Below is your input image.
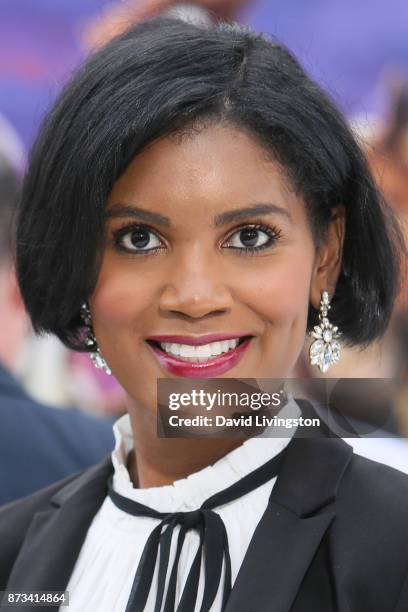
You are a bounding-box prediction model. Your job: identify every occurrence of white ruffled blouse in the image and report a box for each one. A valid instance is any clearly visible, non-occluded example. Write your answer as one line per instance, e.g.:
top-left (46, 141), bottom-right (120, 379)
top-left (64, 400), bottom-right (300, 612)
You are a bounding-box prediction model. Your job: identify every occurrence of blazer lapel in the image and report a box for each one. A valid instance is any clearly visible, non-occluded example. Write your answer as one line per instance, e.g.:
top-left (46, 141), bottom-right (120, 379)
top-left (6, 456), bottom-right (113, 594)
top-left (6, 400), bottom-right (352, 612)
top-left (225, 435), bottom-right (353, 612)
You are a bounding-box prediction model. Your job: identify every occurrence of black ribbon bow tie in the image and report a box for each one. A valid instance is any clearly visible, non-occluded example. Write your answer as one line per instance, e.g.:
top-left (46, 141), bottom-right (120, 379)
top-left (107, 447), bottom-right (286, 612)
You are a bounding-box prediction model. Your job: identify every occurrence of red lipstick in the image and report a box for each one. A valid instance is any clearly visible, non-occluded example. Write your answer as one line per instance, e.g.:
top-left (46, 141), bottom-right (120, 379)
top-left (146, 334), bottom-right (253, 377)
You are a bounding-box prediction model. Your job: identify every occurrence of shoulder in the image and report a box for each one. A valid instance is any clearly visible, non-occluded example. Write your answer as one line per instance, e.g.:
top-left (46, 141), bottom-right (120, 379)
top-left (347, 435), bottom-right (408, 474)
top-left (0, 455), bottom-right (112, 589)
top-left (332, 446), bottom-right (408, 594)
top-left (282, 436), bottom-right (408, 608)
top-left (341, 442), bottom-right (408, 509)
top-left (0, 468), bottom-right (83, 522)
top-left (0, 469), bottom-right (85, 588)
top-left (327, 441), bottom-right (408, 532)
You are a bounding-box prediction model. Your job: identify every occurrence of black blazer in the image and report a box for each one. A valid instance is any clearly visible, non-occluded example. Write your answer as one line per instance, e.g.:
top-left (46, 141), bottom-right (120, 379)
top-left (2, 410), bottom-right (408, 611)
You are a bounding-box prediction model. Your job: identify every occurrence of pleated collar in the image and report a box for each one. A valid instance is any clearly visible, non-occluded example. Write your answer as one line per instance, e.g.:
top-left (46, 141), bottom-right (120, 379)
top-left (110, 398), bottom-right (301, 512)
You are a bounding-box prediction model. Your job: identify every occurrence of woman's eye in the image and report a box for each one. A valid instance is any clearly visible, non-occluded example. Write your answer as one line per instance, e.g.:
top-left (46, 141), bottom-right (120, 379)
top-left (224, 226), bottom-right (276, 250)
top-left (119, 227), bottom-right (163, 252)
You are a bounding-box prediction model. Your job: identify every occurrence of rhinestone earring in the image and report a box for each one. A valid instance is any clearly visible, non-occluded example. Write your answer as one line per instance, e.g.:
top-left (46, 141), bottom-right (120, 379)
top-left (309, 291), bottom-right (341, 373)
top-left (80, 302), bottom-right (112, 376)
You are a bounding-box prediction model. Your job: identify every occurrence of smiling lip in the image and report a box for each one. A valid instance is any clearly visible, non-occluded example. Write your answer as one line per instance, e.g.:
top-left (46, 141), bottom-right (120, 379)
top-left (146, 333), bottom-right (251, 345)
top-left (146, 334), bottom-right (253, 377)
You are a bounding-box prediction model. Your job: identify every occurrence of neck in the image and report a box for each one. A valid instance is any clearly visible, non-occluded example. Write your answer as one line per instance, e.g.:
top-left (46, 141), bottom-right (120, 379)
top-left (126, 397), bottom-right (247, 489)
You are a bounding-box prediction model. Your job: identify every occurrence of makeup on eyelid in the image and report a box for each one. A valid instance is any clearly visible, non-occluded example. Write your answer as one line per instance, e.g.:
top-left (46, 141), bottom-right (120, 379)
top-left (110, 221), bottom-right (283, 255)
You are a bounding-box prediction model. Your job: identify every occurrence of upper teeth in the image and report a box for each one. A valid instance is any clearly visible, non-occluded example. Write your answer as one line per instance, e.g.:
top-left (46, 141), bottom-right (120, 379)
top-left (159, 338), bottom-right (240, 361)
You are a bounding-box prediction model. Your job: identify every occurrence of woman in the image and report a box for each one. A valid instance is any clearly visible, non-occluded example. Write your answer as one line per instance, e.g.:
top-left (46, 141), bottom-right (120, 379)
top-left (1, 16), bottom-right (408, 612)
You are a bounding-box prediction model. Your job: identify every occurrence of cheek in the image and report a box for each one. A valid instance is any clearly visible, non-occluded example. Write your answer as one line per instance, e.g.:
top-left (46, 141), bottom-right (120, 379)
top-left (247, 249), bottom-right (314, 372)
top-left (239, 249), bottom-right (314, 327)
top-left (89, 260), bottom-right (156, 331)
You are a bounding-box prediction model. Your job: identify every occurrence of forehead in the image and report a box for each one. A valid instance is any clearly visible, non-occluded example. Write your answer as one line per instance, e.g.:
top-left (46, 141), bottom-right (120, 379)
top-left (106, 123), bottom-right (305, 223)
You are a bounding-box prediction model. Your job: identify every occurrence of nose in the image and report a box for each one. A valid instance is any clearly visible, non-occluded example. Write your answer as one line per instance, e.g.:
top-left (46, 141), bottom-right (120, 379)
top-left (159, 248), bottom-right (233, 319)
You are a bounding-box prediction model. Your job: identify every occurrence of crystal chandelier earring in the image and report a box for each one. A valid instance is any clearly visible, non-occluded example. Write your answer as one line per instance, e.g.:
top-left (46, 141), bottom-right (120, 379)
top-left (80, 302), bottom-right (112, 376)
top-left (309, 291), bottom-right (341, 373)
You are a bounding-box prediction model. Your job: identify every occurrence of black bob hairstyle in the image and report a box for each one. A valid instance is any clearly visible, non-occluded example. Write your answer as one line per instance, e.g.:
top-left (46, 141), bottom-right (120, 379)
top-left (16, 17), bottom-right (403, 351)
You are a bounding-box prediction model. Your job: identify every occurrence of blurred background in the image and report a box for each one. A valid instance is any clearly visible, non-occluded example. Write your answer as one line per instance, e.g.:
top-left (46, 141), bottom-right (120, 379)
top-left (1, 0), bottom-right (408, 502)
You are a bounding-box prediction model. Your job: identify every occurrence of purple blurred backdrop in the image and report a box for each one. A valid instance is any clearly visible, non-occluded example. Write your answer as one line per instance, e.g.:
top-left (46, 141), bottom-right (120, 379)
top-left (1, 0), bottom-right (408, 151)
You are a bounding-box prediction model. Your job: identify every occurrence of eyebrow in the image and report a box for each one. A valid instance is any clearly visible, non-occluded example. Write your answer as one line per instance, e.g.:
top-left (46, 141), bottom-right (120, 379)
top-left (106, 204), bottom-right (170, 227)
top-left (105, 203), bottom-right (291, 227)
top-left (214, 204), bottom-right (291, 226)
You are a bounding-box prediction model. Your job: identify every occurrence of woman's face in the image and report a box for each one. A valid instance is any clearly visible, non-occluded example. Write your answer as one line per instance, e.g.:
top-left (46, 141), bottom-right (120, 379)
top-left (90, 123), bottom-right (341, 410)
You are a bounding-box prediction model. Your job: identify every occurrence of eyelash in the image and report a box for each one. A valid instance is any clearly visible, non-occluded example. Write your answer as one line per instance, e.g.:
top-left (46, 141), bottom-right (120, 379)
top-left (112, 222), bottom-right (282, 256)
top-left (223, 223), bottom-right (282, 254)
top-left (112, 224), bottom-right (166, 256)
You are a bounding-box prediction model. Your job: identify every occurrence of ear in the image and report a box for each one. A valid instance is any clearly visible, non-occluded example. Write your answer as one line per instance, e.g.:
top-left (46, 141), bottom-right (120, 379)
top-left (310, 206), bottom-right (345, 309)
